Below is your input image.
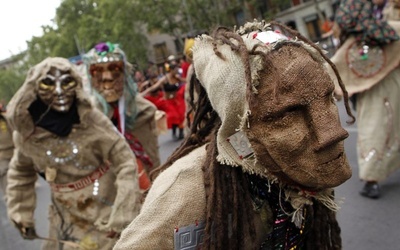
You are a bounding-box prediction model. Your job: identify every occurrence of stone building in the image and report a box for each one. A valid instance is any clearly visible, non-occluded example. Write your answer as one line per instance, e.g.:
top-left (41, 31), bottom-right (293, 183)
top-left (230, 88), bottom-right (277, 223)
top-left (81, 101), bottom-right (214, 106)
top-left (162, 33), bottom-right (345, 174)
top-left (145, 0), bottom-right (340, 64)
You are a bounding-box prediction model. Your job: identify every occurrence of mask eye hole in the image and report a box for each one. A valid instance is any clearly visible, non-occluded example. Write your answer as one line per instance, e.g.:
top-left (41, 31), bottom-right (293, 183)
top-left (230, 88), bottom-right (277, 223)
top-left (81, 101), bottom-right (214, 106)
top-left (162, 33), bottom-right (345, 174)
top-left (108, 61), bottom-right (124, 73)
top-left (39, 78), bottom-right (55, 90)
top-left (42, 78), bottom-right (54, 85)
top-left (61, 76), bottom-right (77, 89)
top-left (90, 65), bottom-right (102, 77)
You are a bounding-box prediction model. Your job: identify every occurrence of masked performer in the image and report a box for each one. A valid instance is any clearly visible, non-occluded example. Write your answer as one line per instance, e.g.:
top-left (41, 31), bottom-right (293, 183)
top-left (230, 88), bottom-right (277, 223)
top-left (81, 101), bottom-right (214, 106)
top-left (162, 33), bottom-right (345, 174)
top-left (0, 108), bottom-right (13, 197)
top-left (84, 42), bottom-right (160, 181)
top-left (331, 0), bottom-right (400, 198)
top-left (6, 57), bottom-right (142, 250)
top-left (114, 21), bottom-right (355, 250)
top-left (141, 60), bottom-right (186, 141)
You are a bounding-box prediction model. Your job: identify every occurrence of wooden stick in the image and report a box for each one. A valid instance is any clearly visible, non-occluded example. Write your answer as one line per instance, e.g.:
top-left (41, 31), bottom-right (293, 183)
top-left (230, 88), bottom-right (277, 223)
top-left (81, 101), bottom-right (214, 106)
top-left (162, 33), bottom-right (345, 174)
top-left (36, 236), bottom-right (83, 249)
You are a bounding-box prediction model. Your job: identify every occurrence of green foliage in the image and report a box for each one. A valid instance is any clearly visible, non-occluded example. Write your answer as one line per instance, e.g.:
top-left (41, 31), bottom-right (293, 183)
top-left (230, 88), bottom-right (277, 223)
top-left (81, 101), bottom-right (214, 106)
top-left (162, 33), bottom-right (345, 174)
top-left (0, 67), bottom-right (25, 103)
top-left (7, 0), bottom-right (294, 75)
top-left (25, 0), bottom-right (150, 68)
top-left (21, 0), bottom-right (256, 70)
top-left (141, 0), bottom-right (245, 35)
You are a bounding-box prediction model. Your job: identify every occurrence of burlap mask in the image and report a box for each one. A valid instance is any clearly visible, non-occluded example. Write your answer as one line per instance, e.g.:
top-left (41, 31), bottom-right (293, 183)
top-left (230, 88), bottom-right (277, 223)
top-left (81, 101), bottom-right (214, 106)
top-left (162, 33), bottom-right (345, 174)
top-left (245, 43), bottom-right (351, 190)
top-left (193, 21), bottom-right (352, 190)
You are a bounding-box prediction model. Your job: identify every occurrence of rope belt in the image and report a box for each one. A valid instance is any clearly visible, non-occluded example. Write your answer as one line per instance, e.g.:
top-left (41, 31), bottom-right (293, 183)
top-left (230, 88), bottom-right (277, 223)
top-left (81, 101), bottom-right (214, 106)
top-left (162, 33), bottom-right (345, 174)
top-left (50, 164), bottom-right (110, 193)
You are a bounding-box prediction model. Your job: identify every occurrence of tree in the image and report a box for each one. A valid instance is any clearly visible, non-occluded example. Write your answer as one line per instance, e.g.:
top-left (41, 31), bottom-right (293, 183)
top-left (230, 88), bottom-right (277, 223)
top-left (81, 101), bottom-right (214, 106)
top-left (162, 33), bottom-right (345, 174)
top-left (0, 68), bottom-right (25, 103)
top-left (137, 0), bottom-right (256, 50)
top-left (25, 0), bottom-right (150, 68)
top-left (20, 0), bottom-right (288, 71)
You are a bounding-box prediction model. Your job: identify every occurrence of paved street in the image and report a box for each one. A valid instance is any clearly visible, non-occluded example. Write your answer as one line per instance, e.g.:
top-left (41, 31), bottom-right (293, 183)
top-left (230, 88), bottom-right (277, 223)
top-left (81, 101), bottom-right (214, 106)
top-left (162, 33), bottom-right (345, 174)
top-left (335, 100), bottom-right (400, 250)
top-left (1, 101), bottom-right (399, 249)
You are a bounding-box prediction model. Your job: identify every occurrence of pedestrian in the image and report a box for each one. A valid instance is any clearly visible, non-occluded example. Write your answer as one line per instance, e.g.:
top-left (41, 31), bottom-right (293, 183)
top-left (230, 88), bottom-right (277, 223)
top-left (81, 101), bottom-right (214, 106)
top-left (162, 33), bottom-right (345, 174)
top-left (84, 42), bottom-right (160, 178)
top-left (5, 57), bottom-right (142, 249)
top-left (114, 20), bottom-right (355, 249)
top-left (331, 0), bottom-right (400, 198)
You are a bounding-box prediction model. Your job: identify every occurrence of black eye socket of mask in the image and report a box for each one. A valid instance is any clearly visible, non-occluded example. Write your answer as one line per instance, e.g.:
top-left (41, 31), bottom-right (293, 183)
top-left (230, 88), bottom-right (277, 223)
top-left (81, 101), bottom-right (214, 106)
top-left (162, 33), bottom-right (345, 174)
top-left (62, 76), bottom-right (74, 85)
top-left (41, 78), bottom-right (54, 86)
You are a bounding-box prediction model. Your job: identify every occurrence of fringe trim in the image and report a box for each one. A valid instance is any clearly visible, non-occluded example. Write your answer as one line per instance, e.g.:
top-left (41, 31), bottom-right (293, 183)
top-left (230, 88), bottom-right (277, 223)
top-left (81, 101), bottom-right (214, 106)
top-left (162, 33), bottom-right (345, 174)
top-left (216, 154), bottom-right (239, 167)
top-left (235, 19), bottom-right (271, 35)
top-left (238, 109), bottom-right (251, 131)
top-left (284, 188), bottom-right (340, 228)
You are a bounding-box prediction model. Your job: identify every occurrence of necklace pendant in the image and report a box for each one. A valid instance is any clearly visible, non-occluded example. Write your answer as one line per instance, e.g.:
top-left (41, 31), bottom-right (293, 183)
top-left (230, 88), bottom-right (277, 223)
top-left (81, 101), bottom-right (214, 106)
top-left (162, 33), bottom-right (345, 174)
top-left (45, 167), bottom-right (57, 182)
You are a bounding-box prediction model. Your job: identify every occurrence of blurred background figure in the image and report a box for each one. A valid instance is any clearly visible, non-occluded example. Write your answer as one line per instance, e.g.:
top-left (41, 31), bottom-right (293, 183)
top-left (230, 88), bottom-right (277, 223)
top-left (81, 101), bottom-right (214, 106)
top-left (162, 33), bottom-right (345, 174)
top-left (331, 0), bottom-right (400, 198)
top-left (141, 58), bottom-right (186, 141)
top-left (84, 42), bottom-right (161, 175)
top-left (0, 102), bottom-right (13, 199)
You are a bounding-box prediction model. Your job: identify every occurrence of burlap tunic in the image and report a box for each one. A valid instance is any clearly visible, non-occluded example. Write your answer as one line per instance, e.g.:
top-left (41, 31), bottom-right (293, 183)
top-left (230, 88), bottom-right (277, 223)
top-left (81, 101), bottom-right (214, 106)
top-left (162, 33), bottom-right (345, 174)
top-left (6, 58), bottom-right (142, 250)
top-left (114, 145), bottom-right (272, 249)
top-left (331, 21), bottom-right (400, 182)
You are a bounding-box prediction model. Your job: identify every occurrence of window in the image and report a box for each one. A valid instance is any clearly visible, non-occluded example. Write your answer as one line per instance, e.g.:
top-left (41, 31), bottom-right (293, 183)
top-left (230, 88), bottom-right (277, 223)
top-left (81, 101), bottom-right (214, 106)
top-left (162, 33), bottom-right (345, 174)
top-left (153, 42), bottom-right (169, 64)
top-left (303, 14), bottom-right (321, 41)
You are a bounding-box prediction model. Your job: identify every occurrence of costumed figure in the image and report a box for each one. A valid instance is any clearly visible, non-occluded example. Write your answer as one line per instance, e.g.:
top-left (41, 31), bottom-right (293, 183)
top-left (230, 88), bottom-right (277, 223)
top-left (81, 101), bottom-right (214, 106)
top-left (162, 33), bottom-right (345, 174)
top-left (84, 42), bottom-right (160, 185)
top-left (331, 0), bottom-right (400, 198)
top-left (0, 107), bottom-right (13, 197)
top-left (6, 57), bottom-right (142, 250)
top-left (114, 20), bottom-right (355, 250)
top-left (141, 59), bottom-right (186, 141)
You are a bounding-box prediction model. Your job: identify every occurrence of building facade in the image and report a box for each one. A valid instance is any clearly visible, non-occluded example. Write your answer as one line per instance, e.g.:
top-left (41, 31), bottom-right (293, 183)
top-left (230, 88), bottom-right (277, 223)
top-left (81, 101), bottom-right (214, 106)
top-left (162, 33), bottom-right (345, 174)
top-left (145, 0), bottom-right (340, 64)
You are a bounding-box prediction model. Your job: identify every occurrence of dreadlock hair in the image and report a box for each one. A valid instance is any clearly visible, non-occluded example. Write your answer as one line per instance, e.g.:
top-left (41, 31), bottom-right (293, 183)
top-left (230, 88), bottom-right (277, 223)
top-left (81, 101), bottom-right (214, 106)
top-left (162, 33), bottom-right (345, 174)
top-left (148, 65), bottom-right (258, 250)
top-left (149, 72), bottom-right (219, 181)
top-left (201, 127), bottom-right (258, 249)
top-left (305, 191), bottom-right (343, 250)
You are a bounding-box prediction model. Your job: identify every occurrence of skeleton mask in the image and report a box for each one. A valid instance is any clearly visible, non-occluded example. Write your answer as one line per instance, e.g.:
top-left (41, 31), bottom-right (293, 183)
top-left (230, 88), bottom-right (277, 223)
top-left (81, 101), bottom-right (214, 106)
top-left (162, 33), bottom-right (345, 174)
top-left (37, 67), bottom-right (77, 112)
top-left (89, 61), bottom-right (125, 103)
top-left (245, 44), bottom-right (351, 190)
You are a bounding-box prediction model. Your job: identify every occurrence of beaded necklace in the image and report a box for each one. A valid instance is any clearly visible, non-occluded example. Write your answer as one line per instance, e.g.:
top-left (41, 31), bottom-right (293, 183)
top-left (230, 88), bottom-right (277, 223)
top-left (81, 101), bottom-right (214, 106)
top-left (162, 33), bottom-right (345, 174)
top-left (247, 174), bottom-right (312, 250)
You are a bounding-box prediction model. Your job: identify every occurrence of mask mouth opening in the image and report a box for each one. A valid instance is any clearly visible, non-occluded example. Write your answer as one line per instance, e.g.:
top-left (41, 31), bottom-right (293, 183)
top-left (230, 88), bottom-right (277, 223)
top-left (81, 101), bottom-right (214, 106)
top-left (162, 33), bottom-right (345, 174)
top-left (321, 152), bottom-right (344, 166)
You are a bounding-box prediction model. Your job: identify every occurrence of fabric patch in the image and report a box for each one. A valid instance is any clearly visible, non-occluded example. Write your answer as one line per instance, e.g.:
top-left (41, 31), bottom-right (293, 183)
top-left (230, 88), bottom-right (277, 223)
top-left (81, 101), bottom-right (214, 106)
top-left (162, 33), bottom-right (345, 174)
top-left (227, 131), bottom-right (254, 159)
top-left (254, 30), bottom-right (288, 45)
top-left (174, 221), bottom-right (205, 250)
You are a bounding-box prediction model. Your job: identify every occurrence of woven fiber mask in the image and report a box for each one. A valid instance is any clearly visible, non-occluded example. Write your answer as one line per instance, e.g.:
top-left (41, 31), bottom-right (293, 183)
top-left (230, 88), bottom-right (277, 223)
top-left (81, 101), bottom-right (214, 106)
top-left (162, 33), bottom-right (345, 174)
top-left (85, 42), bottom-right (126, 103)
top-left (89, 60), bottom-right (125, 103)
top-left (244, 43), bottom-right (352, 190)
top-left (193, 21), bottom-right (352, 191)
